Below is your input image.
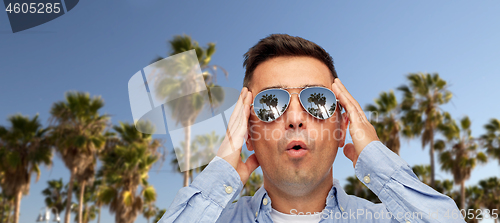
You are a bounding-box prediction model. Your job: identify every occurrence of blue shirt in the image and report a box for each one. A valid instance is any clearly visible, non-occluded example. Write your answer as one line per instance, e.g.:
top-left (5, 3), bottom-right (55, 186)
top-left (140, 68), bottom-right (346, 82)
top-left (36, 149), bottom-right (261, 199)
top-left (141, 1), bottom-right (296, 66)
top-left (159, 141), bottom-right (464, 223)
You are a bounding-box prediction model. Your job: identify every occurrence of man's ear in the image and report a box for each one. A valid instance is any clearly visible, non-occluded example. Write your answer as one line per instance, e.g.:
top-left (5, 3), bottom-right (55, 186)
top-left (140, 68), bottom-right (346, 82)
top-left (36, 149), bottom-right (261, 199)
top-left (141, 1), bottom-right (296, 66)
top-left (245, 133), bottom-right (254, 151)
top-left (338, 112), bottom-right (348, 148)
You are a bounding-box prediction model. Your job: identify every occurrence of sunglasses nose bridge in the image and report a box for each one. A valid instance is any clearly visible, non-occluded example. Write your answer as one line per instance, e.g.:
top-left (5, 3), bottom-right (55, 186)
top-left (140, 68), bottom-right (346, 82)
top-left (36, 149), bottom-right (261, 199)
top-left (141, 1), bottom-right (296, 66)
top-left (284, 91), bottom-right (305, 115)
top-left (288, 92), bottom-right (301, 105)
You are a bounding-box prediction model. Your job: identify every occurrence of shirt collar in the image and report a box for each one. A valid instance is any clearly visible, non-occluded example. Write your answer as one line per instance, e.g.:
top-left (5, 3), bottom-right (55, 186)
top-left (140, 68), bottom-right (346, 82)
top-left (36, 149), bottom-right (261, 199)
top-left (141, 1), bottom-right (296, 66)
top-left (332, 178), bottom-right (350, 211)
top-left (250, 178), bottom-right (350, 216)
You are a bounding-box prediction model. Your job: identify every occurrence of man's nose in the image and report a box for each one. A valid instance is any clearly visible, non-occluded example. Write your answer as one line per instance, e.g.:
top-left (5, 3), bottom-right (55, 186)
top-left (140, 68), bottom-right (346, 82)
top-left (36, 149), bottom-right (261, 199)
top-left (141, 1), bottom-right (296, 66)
top-left (284, 93), bottom-right (307, 130)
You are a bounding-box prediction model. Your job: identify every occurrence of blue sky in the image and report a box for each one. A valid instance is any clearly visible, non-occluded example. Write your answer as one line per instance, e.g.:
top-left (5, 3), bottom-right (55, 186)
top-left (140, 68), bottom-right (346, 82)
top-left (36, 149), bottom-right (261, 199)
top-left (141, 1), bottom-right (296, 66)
top-left (1, 0), bottom-right (499, 222)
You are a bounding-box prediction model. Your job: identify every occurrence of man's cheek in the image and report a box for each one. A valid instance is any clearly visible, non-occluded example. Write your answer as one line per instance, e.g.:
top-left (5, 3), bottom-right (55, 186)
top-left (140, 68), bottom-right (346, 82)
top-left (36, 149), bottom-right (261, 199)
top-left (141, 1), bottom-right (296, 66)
top-left (249, 124), bottom-right (262, 141)
top-left (271, 129), bottom-right (284, 141)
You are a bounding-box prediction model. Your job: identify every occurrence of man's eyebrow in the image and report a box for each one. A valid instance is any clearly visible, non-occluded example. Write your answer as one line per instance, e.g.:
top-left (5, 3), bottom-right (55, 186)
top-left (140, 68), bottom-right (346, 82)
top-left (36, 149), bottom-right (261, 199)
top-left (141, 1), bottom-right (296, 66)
top-left (259, 84), bottom-right (327, 92)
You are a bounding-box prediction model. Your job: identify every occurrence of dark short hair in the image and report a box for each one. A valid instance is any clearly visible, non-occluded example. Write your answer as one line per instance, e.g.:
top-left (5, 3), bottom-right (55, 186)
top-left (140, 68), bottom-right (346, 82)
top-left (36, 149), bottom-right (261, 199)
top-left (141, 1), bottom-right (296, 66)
top-left (243, 34), bottom-right (337, 88)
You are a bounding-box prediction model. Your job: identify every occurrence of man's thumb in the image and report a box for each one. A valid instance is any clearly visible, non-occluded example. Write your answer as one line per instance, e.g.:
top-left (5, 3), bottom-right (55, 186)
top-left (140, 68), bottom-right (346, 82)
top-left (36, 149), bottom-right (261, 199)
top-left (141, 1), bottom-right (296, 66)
top-left (343, 143), bottom-right (358, 168)
top-left (245, 153), bottom-right (260, 173)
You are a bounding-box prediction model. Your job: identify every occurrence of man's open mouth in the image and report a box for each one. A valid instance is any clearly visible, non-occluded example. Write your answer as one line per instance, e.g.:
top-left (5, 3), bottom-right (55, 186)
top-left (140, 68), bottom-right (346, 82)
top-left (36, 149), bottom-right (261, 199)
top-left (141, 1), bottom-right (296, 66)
top-left (286, 140), bottom-right (308, 158)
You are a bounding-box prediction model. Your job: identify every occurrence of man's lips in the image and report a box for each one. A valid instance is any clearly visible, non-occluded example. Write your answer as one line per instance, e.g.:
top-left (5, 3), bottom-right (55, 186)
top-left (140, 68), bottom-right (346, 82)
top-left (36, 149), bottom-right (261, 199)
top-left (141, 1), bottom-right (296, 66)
top-left (285, 140), bottom-right (308, 158)
top-left (286, 140), bottom-right (308, 151)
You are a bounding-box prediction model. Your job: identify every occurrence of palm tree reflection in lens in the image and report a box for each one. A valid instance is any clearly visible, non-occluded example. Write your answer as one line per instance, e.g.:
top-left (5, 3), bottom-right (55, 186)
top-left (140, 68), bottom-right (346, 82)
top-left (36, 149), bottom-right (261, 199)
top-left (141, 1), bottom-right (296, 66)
top-left (253, 87), bottom-right (337, 122)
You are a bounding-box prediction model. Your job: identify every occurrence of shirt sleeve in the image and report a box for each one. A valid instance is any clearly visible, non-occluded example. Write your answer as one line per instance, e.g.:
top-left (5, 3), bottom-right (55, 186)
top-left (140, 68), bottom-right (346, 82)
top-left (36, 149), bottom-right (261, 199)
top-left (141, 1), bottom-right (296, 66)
top-left (158, 156), bottom-right (243, 223)
top-left (354, 141), bottom-right (465, 223)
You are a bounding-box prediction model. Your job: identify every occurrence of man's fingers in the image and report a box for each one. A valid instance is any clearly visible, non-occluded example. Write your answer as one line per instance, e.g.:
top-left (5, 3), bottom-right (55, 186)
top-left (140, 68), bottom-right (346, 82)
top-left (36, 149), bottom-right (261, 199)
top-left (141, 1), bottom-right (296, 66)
top-left (227, 87), bottom-right (248, 126)
top-left (332, 81), bottom-right (368, 124)
top-left (334, 79), bottom-right (369, 123)
top-left (332, 83), bottom-right (362, 124)
top-left (226, 90), bottom-right (248, 139)
top-left (222, 91), bottom-right (253, 157)
top-left (334, 79), bottom-right (363, 112)
top-left (236, 104), bottom-right (250, 138)
top-left (233, 92), bottom-right (252, 138)
top-left (244, 90), bottom-right (253, 106)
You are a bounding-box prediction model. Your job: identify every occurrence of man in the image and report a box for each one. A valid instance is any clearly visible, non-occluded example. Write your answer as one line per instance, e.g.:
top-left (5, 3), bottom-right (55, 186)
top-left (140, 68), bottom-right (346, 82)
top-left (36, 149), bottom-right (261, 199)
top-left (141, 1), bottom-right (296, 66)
top-left (160, 34), bottom-right (464, 222)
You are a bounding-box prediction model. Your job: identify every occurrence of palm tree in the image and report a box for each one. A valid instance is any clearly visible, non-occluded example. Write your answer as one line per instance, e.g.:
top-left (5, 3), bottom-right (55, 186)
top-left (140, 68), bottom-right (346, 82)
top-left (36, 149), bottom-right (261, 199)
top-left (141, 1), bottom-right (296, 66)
top-left (142, 204), bottom-right (157, 223)
top-left (0, 192), bottom-right (14, 223)
top-left (435, 114), bottom-right (488, 209)
top-left (0, 114), bottom-right (52, 223)
top-left (411, 164), bottom-right (455, 197)
top-left (154, 208), bottom-right (166, 223)
top-left (171, 131), bottom-right (223, 183)
top-left (307, 93), bottom-right (327, 118)
top-left (281, 104), bottom-right (288, 114)
top-left (478, 177), bottom-right (500, 223)
top-left (99, 122), bottom-right (161, 223)
top-left (90, 176), bottom-right (105, 223)
top-left (42, 178), bottom-right (67, 216)
top-left (49, 92), bottom-right (108, 223)
top-left (365, 90), bottom-right (401, 155)
top-left (151, 35), bottom-right (227, 187)
top-left (482, 118), bottom-right (500, 164)
top-left (344, 176), bottom-right (380, 203)
top-left (463, 185), bottom-right (484, 223)
top-left (412, 164), bottom-right (431, 184)
top-left (72, 180), bottom-right (99, 223)
top-left (398, 72), bottom-right (452, 187)
top-left (259, 94), bottom-right (280, 116)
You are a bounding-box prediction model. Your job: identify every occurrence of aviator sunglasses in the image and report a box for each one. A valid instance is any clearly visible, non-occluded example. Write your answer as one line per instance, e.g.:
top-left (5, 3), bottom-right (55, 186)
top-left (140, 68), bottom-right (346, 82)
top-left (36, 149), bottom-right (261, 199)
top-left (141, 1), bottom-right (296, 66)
top-left (251, 86), bottom-right (342, 122)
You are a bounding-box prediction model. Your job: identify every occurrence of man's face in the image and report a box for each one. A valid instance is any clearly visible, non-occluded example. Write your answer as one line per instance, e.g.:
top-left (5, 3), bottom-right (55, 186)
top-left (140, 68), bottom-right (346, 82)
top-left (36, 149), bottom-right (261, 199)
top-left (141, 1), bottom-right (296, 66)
top-left (246, 56), bottom-right (346, 194)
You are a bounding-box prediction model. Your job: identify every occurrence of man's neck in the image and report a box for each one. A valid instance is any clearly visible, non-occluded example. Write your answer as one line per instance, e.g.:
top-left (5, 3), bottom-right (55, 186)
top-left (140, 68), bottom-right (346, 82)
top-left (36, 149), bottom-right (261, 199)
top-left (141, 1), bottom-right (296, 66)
top-left (263, 170), bottom-right (334, 215)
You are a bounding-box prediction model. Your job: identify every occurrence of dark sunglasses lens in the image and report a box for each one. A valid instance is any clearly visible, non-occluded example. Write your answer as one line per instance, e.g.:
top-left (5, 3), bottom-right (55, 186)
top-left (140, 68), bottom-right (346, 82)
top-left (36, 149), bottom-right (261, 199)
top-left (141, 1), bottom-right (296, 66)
top-left (253, 89), bottom-right (290, 122)
top-left (300, 87), bottom-right (337, 119)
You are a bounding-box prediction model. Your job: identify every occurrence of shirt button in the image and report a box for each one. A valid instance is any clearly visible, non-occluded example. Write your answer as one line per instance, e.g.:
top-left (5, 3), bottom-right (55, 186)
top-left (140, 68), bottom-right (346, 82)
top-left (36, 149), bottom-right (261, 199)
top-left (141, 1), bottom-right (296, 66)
top-left (363, 175), bottom-right (371, 184)
top-left (225, 186), bottom-right (233, 194)
top-left (263, 198), bottom-right (268, 205)
top-left (255, 211), bottom-right (258, 217)
top-left (405, 220), bottom-right (411, 223)
top-left (340, 205), bottom-right (344, 212)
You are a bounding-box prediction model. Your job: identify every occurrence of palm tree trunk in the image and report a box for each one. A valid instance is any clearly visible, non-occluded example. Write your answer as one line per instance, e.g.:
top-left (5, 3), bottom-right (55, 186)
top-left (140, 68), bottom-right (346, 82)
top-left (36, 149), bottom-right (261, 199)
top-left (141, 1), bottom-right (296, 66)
top-left (183, 120), bottom-right (192, 187)
top-left (6, 201), bottom-right (12, 223)
top-left (390, 123), bottom-right (400, 155)
top-left (8, 203), bottom-right (13, 223)
top-left (12, 190), bottom-right (21, 223)
top-left (430, 135), bottom-right (435, 188)
top-left (83, 202), bottom-right (88, 223)
top-left (77, 180), bottom-right (86, 223)
top-left (64, 168), bottom-right (76, 223)
top-left (273, 106), bottom-right (280, 116)
top-left (460, 181), bottom-right (466, 210)
top-left (97, 206), bottom-right (101, 223)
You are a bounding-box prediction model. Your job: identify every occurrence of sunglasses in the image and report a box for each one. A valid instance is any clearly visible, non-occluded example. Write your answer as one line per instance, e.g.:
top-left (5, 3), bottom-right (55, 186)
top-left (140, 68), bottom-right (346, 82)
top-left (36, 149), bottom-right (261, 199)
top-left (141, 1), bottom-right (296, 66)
top-left (251, 86), bottom-right (341, 122)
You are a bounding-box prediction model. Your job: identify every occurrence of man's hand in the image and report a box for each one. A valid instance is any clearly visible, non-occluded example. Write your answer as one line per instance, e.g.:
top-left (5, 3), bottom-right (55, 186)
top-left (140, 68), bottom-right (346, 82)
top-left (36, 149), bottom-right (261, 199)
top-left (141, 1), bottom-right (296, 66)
top-left (331, 78), bottom-right (380, 168)
top-left (216, 87), bottom-right (260, 185)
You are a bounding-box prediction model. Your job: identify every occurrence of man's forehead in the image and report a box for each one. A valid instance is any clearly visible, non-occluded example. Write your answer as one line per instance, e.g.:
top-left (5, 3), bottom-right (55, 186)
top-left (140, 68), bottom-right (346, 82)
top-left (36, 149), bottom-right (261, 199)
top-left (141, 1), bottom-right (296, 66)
top-left (249, 56), bottom-right (333, 93)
